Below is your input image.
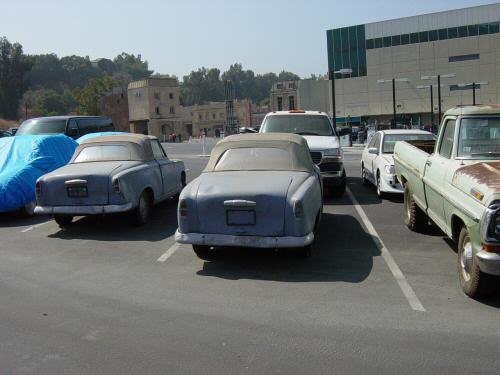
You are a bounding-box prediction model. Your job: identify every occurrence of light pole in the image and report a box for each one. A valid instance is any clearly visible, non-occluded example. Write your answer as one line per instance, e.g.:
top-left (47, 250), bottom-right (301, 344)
top-left (417, 84), bottom-right (434, 132)
top-left (377, 78), bottom-right (409, 129)
top-left (421, 73), bottom-right (455, 125)
top-left (456, 81), bottom-right (489, 105)
top-left (329, 68), bottom-right (353, 131)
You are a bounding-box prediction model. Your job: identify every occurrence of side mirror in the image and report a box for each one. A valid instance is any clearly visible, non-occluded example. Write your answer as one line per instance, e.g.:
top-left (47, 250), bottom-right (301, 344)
top-left (337, 127), bottom-right (350, 137)
top-left (368, 147), bottom-right (379, 155)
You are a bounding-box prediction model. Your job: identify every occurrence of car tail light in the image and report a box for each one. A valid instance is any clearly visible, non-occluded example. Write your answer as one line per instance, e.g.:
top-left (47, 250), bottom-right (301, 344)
top-left (483, 244), bottom-right (500, 253)
top-left (113, 179), bottom-right (121, 193)
top-left (179, 199), bottom-right (188, 217)
top-left (293, 200), bottom-right (304, 218)
top-left (35, 181), bottom-right (42, 196)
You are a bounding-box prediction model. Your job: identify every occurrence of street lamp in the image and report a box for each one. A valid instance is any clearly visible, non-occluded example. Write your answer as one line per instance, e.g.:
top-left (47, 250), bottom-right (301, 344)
top-left (417, 84), bottom-right (434, 133)
top-left (329, 68), bottom-right (353, 131)
top-left (377, 78), bottom-right (409, 129)
top-left (455, 81), bottom-right (489, 105)
top-left (421, 73), bottom-right (456, 124)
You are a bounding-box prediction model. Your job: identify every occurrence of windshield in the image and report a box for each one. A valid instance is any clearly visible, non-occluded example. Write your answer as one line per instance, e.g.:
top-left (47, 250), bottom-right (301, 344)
top-left (261, 115), bottom-right (334, 136)
top-left (17, 118), bottom-right (67, 135)
top-left (457, 117), bottom-right (500, 158)
top-left (73, 145), bottom-right (131, 163)
top-left (382, 134), bottom-right (435, 153)
top-left (214, 147), bottom-right (291, 171)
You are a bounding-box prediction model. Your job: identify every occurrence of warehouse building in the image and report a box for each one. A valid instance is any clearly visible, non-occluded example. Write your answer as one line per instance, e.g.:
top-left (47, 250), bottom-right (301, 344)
top-left (326, 3), bottom-right (500, 128)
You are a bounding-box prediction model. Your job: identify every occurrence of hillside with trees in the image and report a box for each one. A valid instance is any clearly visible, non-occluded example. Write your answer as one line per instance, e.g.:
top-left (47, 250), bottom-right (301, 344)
top-left (1, 36), bottom-right (305, 121)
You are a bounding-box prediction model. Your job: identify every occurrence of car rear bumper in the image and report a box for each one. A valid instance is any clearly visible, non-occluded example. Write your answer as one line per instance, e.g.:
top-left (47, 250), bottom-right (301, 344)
top-left (322, 171), bottom-right (345, 186)
top-left (34, 202), bottom-right (133, 215)
top-left (175, 230), bottom-right (314, 248)
top-left (476, 250), bottom-right (500, 275)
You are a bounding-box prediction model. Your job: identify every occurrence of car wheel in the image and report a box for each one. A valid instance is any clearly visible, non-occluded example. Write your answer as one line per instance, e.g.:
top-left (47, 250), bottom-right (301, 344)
top-left (193, 245), bottom-right (215, 260)
top-left (376, 173), bottom-right (386, 199)
top-left (458, 227), bottom-right (495, 298)
top-left (54, 214), bottom-right (73, 228)
top-left (361, 164), bottom-right (368, 185)
top-left (299, 244), bottom-right (313, 258)
top-left (403, 184), bottom-right (427, 232)
top-left (134, 191), bottom-right (151, 226)
top-left (331, 170), bottom-right (346, 198)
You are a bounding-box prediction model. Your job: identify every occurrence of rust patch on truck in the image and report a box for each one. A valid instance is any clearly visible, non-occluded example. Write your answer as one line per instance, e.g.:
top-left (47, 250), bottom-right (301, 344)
top-left (453, 162), bottom-right (500, 187)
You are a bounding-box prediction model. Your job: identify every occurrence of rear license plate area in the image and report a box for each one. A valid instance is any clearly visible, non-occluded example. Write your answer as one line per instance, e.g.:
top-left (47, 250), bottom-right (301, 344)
top-left (67, 186), bottom-right (88, 198)
top-left (226, 210), bottom-right (256, 226)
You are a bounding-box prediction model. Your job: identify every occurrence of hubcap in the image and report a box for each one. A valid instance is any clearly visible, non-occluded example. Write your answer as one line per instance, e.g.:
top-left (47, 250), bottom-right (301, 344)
top-left (460, 240), bottom-right (473, 282)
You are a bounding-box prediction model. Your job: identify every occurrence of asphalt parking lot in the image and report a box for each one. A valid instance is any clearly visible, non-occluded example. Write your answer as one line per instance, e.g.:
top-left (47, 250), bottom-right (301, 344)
top-left (0, 142), bottom-right (499, 374)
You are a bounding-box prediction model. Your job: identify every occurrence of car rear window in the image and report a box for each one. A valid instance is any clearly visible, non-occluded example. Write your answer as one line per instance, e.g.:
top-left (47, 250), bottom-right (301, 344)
top-left (74, 145), bottom-right (131, 163)
top-left (17, 119), bottom-right (67, 135)
top-left (214, 147), bottom-right (291, 171)
top-left (382, 134), bottom-right (435, 153)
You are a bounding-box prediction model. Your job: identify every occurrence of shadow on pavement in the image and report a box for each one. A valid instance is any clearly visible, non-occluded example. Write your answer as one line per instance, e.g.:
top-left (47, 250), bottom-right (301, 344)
top-left (47, 199), bottom-right (178, 242)
top-left (0, 212), bottom-right (50, 228)
top-left (196, 213), bottom-right (381, 283)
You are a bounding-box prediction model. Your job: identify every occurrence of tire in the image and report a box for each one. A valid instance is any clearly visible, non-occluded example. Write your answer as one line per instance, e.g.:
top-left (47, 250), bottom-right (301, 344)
top-left (54, 214), bottom-right (73, 228)
top-left (376, 173), bottom-right (386, 199)
top-left (458, 227), bottom-right (495, 298)
top-left (134, 191), bottom-right (151, 226)
top-left (361, 164), bottom-right (368, 185)
top-left (299, 244), bottom-right (313, 258)
top-left (403, 184), bottom-right (427, 232)
top-left (330, 170), bottom-right (346, 198)
top-left (193, 245), bottom-right (214, 260)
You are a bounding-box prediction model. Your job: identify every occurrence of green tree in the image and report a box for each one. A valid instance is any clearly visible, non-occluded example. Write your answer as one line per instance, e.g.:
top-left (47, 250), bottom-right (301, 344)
top-left (181, 67), bottom-right (224, 106)
top-left (60, 55), bottom-right (102, 88)
top-left (0, 37), bottom-right (32, 119)
top-left (26, 54), bottom-right (66, 91)
top-left (21, 88), bottom-right (77, 117)
top-left (113, 52), bottom-right (153, 80)
top-left (74, 76), bottom-right (116, 115)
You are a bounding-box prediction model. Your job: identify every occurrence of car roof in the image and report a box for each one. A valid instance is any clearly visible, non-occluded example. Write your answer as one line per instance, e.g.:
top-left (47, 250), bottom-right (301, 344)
top-left (79, 133), bottom-right (157, 146)
top-left (379, 129), bottom-right (433, 135)
top-left (444, 105), bottom-right (500, 116)
top-left (23, 115), bottom-right (110, 121)
top-left (265, 110), bottom-right (329, 116)
top-left (217, 132), bottom-right (307, 145)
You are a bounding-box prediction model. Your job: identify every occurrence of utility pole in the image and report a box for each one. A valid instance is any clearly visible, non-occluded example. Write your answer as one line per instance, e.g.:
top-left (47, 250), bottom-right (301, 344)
top-left (472, 82), bottom-right (476, 105)
top-left (329, 70), bottom-right (336, 131)
top-left (392, 78), bottom-right (396, 129)
top-left (430, 85), bottom-right (434, 133)
top-left (437, 75), bottom-right (442, 125)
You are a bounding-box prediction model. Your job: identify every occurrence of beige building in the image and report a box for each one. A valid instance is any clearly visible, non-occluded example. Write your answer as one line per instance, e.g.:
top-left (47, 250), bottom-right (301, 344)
top-left (185, 100), bottom-right (252, 137)
top-left (326, 3), bottom-right (500, 127)
top-left (128, 77), bottom-right (190, 141)
top-left (270, 80), bottom-right (331, 113)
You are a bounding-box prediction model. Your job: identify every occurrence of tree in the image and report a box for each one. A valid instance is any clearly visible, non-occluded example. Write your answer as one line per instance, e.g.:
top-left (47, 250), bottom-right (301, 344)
top-left (181, 67), bottom-right (224, 106)
top-left (74, 76), bottom-right (116, 115)
top-left (113, 53), bottom-right (153, 80)
top-left (60, 55), bottom-right (102, 88)
top-left (0, 37), bottom-right (32, 119)
top-left (21, 88), bottom-right (77, 118)
top-left (26, 54), bottom-right (66, 91)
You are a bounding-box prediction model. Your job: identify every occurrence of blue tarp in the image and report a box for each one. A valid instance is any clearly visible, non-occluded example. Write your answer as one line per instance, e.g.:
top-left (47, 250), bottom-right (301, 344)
top-left (0, 135), bottom-right (77, 212)
top-left (76, 132), bottom-right (126, 144)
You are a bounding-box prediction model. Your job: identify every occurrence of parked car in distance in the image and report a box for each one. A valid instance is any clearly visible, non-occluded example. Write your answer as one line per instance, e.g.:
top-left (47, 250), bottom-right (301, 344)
top-left (175, 133), bottom-right (323, 258)
top-left (16, 116), bottom-right (114, 140)
top-left (260, 110), bottom-right (349, 197)
top-left (0, 134), bottom-right (77, 215)
top-left (35, 134), bottom-right (186, 227)
top-left (394, 105), bottom-right (500, 298)
top-left (361, 129), bottom-right (435, 198)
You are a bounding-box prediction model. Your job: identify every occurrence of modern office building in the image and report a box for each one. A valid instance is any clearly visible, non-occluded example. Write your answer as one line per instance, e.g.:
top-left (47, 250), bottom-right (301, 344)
top-left (326, 3), bottom-right (500, 127)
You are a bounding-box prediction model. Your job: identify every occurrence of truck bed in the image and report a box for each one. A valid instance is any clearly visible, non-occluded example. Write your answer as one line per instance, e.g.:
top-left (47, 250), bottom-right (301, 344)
top-left (403, 139), bottom-right (435, 154)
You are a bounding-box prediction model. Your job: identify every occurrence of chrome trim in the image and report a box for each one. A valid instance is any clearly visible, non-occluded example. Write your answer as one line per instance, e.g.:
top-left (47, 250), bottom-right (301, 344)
top-left (476, 250), bottom-right (500, 275)
top-left (223, 200), bottom-right (257, 207)
top-left (34, 202), bottom-right (133, 215)
top-left (64, 179), bottom-right (87, 185)
top-left (480, 204), bottom-right (500, 245)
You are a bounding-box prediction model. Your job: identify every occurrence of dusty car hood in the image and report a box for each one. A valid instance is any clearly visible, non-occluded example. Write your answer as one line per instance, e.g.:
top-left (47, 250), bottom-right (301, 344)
top-left (452, 162), bottom-right (500, 205)
top-left (302, 136), bottom-right (340, 151)
top-left (42, 161), bottom-right (142, 180)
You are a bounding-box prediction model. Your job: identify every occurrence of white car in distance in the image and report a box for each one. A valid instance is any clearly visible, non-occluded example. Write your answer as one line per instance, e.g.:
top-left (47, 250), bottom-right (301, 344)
top-left (361, 129), bottom-right (435, 198)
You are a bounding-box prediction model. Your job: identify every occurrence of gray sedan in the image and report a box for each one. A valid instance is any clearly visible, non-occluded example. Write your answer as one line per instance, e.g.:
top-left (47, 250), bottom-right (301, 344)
top-left (175, 133), bottom-right (323, 258)
top-left (35, 134), bottom-right (185, 227)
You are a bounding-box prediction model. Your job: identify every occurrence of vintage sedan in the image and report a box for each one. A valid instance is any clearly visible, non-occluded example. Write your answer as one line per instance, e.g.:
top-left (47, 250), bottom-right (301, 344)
top-left (361, 129), bottom-right (435, 198)
top-left (35, 134), bottom-right (185, 227)
top-left (175, 133), bottom-right (323, 258)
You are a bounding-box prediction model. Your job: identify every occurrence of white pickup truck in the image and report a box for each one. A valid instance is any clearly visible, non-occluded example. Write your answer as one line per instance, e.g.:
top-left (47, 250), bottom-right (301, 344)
top-left (394, 105), bottom-right (500, 298)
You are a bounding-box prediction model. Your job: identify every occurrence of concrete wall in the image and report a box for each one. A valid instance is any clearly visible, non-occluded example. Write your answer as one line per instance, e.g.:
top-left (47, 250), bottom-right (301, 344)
top-left (297, 80), bottom-right (331, 113)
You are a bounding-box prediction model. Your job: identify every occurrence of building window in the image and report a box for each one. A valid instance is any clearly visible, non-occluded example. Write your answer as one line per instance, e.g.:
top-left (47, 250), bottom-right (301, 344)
top-left (277, 84), bottom-right (283, 89)
top-left (198, 114), bottom-right (202, 120)
top-left (458, 26), bottom-right (468, 38)
top-left (169, 93), bottom-right (174, 99)
top-left (419, 31), bottom-right (428, 42)
top-left (468, 24), bottom-right (479, 36)
top-left (449, 54), bottom-right (480, 62)
top-left (391, 35), bottom-right (401, 46)
top-left (450, 83), bottom-right (483, 91)
top-left (289, 96), bottom-right (295, 110)
top-left (170, 106), bottom-right (175, 114)
top-left (155, 106), bottom-right (160, 115)
top-left (212, 113), bottom-right (216, 119)
top-left (479, 23), bottom-right (489, 35)
top-left (448, 27), bottom-right (458, 39)
top-left (438, 28), bottom-right (448, 40)
top-left (401, 34), bottom-right (410, 45)
top-left (410, 32), bottom-right (419, 43)
top-left (429, 30), bottom-right (438, 41)
top-left (277, 97), bottom-right (283, 111)
top-left (154, 92), bottom-right (160, 100)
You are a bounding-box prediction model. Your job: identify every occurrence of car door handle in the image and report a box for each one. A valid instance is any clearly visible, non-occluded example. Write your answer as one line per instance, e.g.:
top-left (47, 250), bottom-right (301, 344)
top-left (426, 160), bottom-right (432, 167)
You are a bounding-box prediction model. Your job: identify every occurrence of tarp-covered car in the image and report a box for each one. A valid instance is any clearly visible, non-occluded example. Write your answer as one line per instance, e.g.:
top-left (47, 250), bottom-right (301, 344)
top-left (0, 135), bottom-right (77, 214)
top-left (175, 133), bottom-right (323, 258)
top-left (35, 134), bottom-right (186, 227)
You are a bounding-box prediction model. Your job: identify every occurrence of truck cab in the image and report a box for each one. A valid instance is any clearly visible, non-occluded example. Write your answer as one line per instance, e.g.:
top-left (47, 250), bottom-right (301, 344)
top-left (394, 105), bottom-right (500, 298)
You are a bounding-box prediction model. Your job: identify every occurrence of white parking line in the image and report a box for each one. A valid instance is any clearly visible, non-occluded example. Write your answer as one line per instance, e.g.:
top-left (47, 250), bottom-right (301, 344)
top-left (20, 220), bottom-right (51, 233)
top-left (346, 188), bottom-right (426, 312)
top-left (157, 242), bottom-right (181, 262)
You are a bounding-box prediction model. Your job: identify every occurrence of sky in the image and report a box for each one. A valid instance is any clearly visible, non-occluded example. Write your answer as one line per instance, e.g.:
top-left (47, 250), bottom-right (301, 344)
top-left (1, 0), bottom-right (498, 79)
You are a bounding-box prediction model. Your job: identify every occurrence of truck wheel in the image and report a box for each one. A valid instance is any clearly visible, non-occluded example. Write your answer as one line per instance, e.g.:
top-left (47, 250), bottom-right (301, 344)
top-left (54, 214), bottom-right (73, 228)
top-left (458, 227), bottom-right (495, 298)
top-left (403, 184), bottom-right (427, 232)
top-left (134, 191), bottom-right (151, 226)
top-left (193, 245), bottom-right (215, 260)
top-left (331, 171), bottom-right (346, 198)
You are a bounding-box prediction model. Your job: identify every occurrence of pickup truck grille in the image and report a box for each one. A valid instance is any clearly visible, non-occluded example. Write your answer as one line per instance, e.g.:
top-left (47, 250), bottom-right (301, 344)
top-left (310, 151), bottom-right (322, 164)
